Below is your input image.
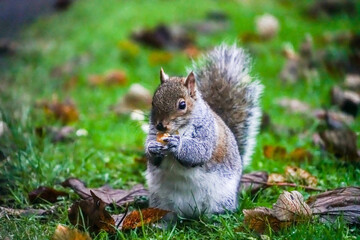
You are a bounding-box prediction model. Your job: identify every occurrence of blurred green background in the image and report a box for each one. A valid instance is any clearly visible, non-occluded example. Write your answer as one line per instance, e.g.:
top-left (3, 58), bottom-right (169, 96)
top-left (0, 0), bottom-right (359, 239)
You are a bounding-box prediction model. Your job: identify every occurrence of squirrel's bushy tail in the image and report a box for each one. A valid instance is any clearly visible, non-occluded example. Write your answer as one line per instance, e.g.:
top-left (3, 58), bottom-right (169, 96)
top-left (192, 44), bottom-right (263, 166)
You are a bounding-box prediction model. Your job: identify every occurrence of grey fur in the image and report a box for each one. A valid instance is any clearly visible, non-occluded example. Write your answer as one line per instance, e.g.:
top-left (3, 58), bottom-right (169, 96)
top-left (146, 96), bottom-right (242, 217)
top-left (192, 44), bottom-right (263, 166)
top-left (145, 44), bottom-right (262, 217)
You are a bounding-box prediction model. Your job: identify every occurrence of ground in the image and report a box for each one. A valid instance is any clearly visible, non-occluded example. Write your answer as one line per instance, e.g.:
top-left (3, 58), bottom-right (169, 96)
top-left (0, 0), bottom-right (359, 239)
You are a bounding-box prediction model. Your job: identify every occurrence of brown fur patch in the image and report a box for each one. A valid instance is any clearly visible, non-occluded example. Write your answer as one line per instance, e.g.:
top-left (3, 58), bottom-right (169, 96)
top-left (211, 114), bottom-right (228, 163)
top-left (151, 76), bottom-right (197, 132)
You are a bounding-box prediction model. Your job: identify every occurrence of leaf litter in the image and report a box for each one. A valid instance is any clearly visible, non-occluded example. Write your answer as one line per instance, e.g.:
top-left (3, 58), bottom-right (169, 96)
top-left (243, 191), bottom-right (311, 234)
top-left (243, 187), bottom-right (360, 234)
top-left (62, 178), bottom-right (148, 207)
top-left (28, 186), bottom-right (68, 204)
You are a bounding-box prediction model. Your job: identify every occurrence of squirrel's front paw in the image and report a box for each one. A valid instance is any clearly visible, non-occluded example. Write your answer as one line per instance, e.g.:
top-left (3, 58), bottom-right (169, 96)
top-left (163, 135), bottom-right (180, 153)
top-left (147, 141), bottom-right (167, 156)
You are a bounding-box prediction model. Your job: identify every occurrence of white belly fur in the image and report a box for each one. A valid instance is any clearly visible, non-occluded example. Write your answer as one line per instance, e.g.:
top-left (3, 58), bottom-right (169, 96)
top-left (146, 155), bottom-right (239, 217)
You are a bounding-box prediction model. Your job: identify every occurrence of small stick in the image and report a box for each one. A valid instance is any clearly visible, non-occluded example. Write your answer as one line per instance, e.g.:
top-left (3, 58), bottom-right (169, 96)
top-left (241, 180), bottom-right (324, 191)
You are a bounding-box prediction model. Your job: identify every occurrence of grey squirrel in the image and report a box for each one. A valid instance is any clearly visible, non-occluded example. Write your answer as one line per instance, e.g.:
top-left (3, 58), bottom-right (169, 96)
top-left (145, 44), bottom-right (263, 218)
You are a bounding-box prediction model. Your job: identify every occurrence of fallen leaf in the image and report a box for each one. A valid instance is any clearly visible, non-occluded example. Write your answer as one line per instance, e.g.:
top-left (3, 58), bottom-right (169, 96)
top-left (62, 178), bottom-right (148, 207)
top-left (307, 187), bottom-right (360, 225)
top-left (68, 191), bottom-right (115, 233)
top-left (131, 24), bottom-right (193, 50)
top-left (29, 186), bottom-right (68, 203)
top-left (183, 45), bottom-right (201, 59)
top-left (243, 207), bottom-right (287, 234)
top-left (243, 191), bottom-right (311, 234)
top-left (263, 145), bottom-right (287, 160)
top-left (273, 191), bottom-right (312, 221)
top-left (313, 109), bottom-right (354, 129)
top-left (287, 148), bottom-right (312, 161)
top-left (37, 98), bottom-right (79, 124)
top-left (240, 171), bottom-right (269, 193)
top-left (264, 145), bottom-right (312, 162)
top-left (148, 51), bottom-right (173, 66)
top-left (276, 98), bottom-right (311, 114)
top-left (318, 129), bottom-right (359, 161)
top-left (285, 166), bottom-right (318, 187)
top-left (88, 70), bottom-right (127, 87)
top-left (35, 126), bottom-right (75, 143)
top-left (331, 86), bottom-right (360, 117)
top-left (268, 173), bottom-right (286, 183)
top-left (345, 74), bottom-right (360, 92)
top-left (52, 224), bottom-right (91, 240)
top-left (239, 32), bottom-right (261, 44)
top-left (111, 84), bottom-right (152, 115)
top-left (117, 40), bottom-right (140, 59)
top-left (121, 208), bottom-right (169, 230)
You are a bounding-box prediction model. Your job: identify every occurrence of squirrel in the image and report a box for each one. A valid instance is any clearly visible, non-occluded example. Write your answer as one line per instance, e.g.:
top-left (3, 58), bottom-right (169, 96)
top-left (145, 44), bottom-right (263, 218)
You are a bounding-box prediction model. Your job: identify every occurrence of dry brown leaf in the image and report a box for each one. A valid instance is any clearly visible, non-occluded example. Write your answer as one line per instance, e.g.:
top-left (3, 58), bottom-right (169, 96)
top-left (318, 129), bottom-right (359, 161)
top-left (35, 126), bottom-right (75, 143)
top-left (240, 171), bottom-right (269, 193)
top-left (239, 32), bottom-right (261, 44)
top-left (183, 45), bottom-right (201, 59)
top-left (68, 191), bottom-right (115, 233)
top-left (331, 86), bottom-right (360, 117)
top-left (28, 186), bottom-right (68, 204)
top-left (243, 207), bottom-right (291, 234)
top-left (276, 98), bottom-right (311, 114)
top-left (52, 224), bottom-right (91, 240)
top-left (268, 173), bottom-right (286, 183)
top-left (313, 109), bottom-right (354, 128)
top-left (263, 145), bottom-right (287, 160)
top-left (62, 178), bottom-right (148, 207)
top-left (121, 208), bottom-right (170, 230)
top-left (148, 51), bottom-right (173, 66)
top-left (273, 191), bottom-right (312, 221)
top-left (88, 70), bottom-right (127, 86)
top-left (37, 98), bottom-right (79, 124)
top-left (285, 166), bottom-right (318, 187)
top-left (117, 40), bottom-right (140, 58)
top-left (345, 74), bottom-right (360, 92)
top-left (131, 24), bottom-right (193, 50)
top-left (287, 148), bottom-right (313, 161)
top-left (307, 187), bottom-right (360, 225)
top-left (243, 191), bottom-right (311, 234)
top-left (111, 84), bottom-right (152, 115)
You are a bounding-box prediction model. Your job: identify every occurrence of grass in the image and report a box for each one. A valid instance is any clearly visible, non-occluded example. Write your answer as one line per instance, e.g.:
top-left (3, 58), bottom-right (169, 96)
top-left (0, 0), bottom-right (359, 239)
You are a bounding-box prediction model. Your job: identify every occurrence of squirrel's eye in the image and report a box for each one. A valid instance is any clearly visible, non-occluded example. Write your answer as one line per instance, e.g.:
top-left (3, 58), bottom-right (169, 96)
top-left (178, 100), bottom-right (186, 110)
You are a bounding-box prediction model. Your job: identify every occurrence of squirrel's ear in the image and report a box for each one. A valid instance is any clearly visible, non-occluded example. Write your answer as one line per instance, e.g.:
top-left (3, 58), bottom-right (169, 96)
top-left (185, 71), bottom-right (196, 97)
top-left (160, 67), bottom-right (169, 84)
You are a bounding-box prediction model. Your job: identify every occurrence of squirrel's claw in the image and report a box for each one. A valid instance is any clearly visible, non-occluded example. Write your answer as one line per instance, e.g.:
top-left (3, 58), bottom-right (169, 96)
top-left (163, 135), bottom-right (180, 151)
top-left (147, 141), bottom-right (167, 155)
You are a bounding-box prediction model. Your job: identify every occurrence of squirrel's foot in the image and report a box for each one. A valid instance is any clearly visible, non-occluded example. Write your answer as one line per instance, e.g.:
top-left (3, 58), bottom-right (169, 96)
top-left (147, 141), bottom-right (167, 156)
top-left (162, 135), bottom-right (180, 153)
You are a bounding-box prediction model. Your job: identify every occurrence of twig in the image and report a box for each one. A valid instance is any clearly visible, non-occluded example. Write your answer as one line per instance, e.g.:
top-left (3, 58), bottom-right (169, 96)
top-left (241, 180), bottom-right (323, 191)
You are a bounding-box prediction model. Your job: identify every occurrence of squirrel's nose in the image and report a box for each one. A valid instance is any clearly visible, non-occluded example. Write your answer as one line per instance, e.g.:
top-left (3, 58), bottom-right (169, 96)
top-left (156, 122), bottom-right (167, 131)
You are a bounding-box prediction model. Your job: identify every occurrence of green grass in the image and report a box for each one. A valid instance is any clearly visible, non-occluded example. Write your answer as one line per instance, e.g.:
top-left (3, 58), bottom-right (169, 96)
top-left (0, 0), bottom-right (359, 239)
